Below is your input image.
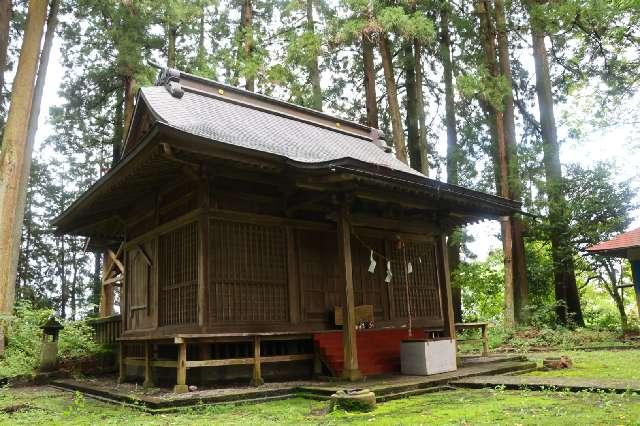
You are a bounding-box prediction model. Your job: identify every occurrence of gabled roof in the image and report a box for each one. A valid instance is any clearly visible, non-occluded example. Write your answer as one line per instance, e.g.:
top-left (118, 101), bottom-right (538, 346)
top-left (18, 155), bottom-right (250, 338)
top-left (586, 227), bottom-right (640, 257)
top-left (53, 68), bottom-right (522, 241)
top-left (138, 84), bottom-right (419, 177)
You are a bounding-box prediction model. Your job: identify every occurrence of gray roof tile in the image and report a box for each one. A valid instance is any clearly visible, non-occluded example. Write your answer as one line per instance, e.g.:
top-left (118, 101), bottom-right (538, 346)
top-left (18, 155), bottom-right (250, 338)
top-left (140, 86), bottom-right (422, 176)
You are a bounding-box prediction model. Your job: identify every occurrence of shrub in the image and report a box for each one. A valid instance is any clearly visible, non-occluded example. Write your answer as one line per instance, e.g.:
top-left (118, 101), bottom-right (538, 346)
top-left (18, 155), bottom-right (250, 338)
top-left (0, 302), bottom-right (105, 379)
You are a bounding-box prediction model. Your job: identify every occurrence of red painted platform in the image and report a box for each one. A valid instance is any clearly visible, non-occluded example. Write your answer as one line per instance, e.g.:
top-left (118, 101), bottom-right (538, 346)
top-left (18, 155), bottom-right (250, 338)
top-left (313, 328), bottom-right (426, 376)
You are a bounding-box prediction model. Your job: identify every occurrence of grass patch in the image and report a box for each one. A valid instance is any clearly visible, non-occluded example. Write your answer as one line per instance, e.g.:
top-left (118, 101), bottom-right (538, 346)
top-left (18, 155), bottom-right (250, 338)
top-left (2, 386), bottom-right (640, 425)
top-left (525, 349), bottom-right (640, 381)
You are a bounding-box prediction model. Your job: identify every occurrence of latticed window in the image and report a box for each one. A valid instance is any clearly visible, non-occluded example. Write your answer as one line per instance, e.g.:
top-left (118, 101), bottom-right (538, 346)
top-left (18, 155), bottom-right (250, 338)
top-left (390, 241), bottom-right (442, 320)
top-left (158, 222), bottom-right (199, 326)
top-left (208, 220), bottom-right (288, 322)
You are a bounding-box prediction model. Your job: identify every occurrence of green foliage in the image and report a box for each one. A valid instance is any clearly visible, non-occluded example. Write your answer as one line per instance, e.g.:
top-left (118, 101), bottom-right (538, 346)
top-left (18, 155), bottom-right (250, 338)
top-left (453, 250), bottom-right (505, 322)
top-left (0, 302), bottom-right (103, 379)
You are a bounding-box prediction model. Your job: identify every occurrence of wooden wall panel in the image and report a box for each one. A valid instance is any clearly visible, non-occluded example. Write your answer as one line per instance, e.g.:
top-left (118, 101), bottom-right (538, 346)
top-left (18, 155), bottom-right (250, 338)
top-left (126, 240), bottom-right (155, 330)
top-left (297, 229), bottom-right (341, 323)
top-left (389, 241), bottom-right (442, 321)
top-left (208, 220), bottom-right (288, 323)
top-left (158, 222), bottom-right (199, 326)
top-left (351, 236), bottom-right (388, 321)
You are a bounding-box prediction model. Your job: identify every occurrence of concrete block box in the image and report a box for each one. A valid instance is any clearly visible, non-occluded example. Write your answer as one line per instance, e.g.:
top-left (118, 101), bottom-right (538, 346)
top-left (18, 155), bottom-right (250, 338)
top-left (400, 339), bottom-right (457, 375)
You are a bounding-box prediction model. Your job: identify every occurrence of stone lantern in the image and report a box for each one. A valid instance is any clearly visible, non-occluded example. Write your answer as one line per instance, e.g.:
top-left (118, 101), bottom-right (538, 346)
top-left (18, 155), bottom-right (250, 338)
top-left (40, 316), bottom-right (64, 372)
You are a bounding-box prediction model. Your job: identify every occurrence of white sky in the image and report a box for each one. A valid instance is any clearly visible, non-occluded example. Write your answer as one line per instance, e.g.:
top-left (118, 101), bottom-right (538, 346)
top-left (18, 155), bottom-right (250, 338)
top-left (32, 32), bottom-right (640, 262)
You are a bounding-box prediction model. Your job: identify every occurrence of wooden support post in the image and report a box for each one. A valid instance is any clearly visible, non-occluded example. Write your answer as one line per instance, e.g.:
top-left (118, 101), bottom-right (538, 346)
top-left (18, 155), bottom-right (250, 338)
top-left (286, 227), bottom-right (300, 324)
top-left (481, 324), bottom-right (489, 357)
top-left (174, 341), bottom-right (188, 393)
top-left (437, 235), bottom-right (456, 339)
top-left (631, 260), bottom-right (640, 319)
top-left (337, 203), bottom-right (361, 381)
top-left (313, 344), bottom-right (322, 377)
top-left (251, 335), bottom-right (264, 386)
top-left (118, 341), bottom-right (126, 384)
top-left (143, 341), bottom-right (153, 388)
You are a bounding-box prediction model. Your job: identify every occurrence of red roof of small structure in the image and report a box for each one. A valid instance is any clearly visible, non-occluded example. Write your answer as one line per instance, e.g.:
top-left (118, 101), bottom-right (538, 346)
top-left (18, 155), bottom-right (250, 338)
top-left (586, 227), bottom-right (640, 256)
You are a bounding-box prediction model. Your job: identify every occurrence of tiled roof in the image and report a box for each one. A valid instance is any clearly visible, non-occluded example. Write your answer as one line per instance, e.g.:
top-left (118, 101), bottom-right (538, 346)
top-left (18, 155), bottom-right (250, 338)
top-left (586, 227), bottom-right (640, 253)
top-left (140, 86), bottom-right (422, 177)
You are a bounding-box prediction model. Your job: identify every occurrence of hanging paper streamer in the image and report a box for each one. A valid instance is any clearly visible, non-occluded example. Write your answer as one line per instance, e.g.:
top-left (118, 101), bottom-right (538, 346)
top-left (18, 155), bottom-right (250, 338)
top-left (368, 250), bottom-right (376, 273)
top-left (407, 261), bottom-right (413, 274)
top-left (385, 261), bottom-right (392, 283)
top-left (418, 257), bottom-right (422, 264)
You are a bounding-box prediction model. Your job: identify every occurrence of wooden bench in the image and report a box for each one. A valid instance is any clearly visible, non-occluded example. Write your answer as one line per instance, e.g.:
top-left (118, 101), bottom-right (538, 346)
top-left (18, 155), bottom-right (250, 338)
top-left (455, 322), bottom-right (489, 357)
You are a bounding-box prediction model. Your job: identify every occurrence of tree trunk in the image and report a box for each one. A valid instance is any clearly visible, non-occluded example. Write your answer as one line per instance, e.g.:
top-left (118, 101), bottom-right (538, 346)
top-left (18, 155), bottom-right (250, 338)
top-left (494, 0), bottom-right (528, 325)
top-left (167, 25), bottom-right (177, 68)
top-left (23, 0), bottom-right (58, 195)
top-left (528, 1), bottom-right (584, 326)
top-left (403, 41), bottom-right (422, 172)
top-left (240, 0), bottom-right (254, 92)
top-left (476, 0), bottom-right (516, 327)
top-left (0, 0), bottom-right (47, 315)
top-left (440, 4), bottom-right (462, 321)
top-left (195, 11), bottom-right (206, 71)
top-left (122, 75), bottom-right (135, 144)
top-left (92, 252), bottom-right (101, 315)
top-left (111, 88), bottom-right (124, 167)
top-left (0, 0), bottom-right (11, 103)
top-left (379, 35), bottom-right (408, 164)
top-left (306, 0), bottom-right (322, 111)
top-left (413, 39), bottom-right (428, 175)
top-left (362, 34), bottom-right (378, 128)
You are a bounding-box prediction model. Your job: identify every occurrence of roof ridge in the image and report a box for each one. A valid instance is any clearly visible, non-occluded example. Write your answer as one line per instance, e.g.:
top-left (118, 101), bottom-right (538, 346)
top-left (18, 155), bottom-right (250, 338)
top-left (154, 67), bottom-right (383, 141)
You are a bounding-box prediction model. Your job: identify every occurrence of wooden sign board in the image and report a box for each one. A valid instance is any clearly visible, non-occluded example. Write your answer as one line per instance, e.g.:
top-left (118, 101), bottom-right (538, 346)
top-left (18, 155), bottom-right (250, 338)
top-left (334, 305), bottom-right (374, 326)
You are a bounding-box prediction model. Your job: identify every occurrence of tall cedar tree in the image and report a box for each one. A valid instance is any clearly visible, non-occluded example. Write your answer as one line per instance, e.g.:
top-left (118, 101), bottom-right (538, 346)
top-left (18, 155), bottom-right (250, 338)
top-left (362, 32), bottom-right (378, 128)
top-left (379, 34), bottom-right (408, 163)
top-left (0, 0), bottom-right (47, 315)
top-left (494, 0), bottom-right (528, 324)
top-left (0, 0), bottom-right (11, 110)
top-left (527, 0), bottom-right (584, 325)
top-left (475, 0), bottom-right (518, 326)
top-left (440, 1), bottom-right (462, 322)
top-left (306, 0), bottom-right (322, 111)
top-left (240, 0), bottom-right (255, 91)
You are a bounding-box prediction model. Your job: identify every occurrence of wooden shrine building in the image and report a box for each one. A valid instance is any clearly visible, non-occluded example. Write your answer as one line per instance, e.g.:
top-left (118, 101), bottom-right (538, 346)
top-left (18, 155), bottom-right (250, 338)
top-left (53, 68), bottom-right (520, 391)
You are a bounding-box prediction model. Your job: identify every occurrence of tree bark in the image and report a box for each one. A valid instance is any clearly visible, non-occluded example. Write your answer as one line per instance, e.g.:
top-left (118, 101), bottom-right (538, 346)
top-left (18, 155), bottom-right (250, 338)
top-left (111, 87), bottom-right (124, 167)
top-left (528, 1), bottom-right (583, 325)
top-left (0, 0), bottom-right (11, 103)
top-left (92, 252), bottom-right (102, 315)
top-left (240, 0), bottom-right (254, 92)
top-left (0, 0), bottom-right (47, 315)
top-left (494, 0), bottom-right (528, 325)
top-left (403, 41), bottom-right (422, 172)
top-left (362, 34), bottom-right (378, 128)
top-left (306, 0), bottom-right (322, 111)
top-left (440, 3), bottom-right (462, 321)
top-left (167, 25), bottom-right (177, 68)
top-left (23, 0), bottom-right (59, 195)
top-left (413, 39), bottom-right (428, 175)
top-left (122, 74), bottom-right (135, 145)
top-left (476, 0), bottom-right (516, 327)
top-left (379, 35), bottom-right (408, 164)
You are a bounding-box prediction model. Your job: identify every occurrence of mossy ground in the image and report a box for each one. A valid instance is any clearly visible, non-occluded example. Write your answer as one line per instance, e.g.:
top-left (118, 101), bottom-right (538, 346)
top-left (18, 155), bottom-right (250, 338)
top-left (525, 349), bottom-right (640, 380)
top-left (1, 385), bottom-right (640, 425)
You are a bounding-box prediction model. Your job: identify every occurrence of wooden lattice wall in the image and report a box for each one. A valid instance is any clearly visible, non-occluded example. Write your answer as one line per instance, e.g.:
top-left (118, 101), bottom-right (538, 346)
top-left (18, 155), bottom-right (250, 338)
top-left (389, 241), bottom-right (442, 320)
top-left (208, 219), bottom-right (288, 323)
top-left (158, 222), bottom-right (199, 326)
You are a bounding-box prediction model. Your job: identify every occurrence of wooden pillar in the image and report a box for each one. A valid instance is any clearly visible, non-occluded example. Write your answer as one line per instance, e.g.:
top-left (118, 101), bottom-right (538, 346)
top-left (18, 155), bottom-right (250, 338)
top-left (251, 335), bottom-right (264, 386)
top-left (437, 234), bottom-right (456, 339)
top-left (286, 228), bottom-right (300, 324)
top-left (198, 176), bottom-right (210, 327)
top-left (337, 204), bottom-right (361, 381)
top-left (174, 341), bottom-right (188, 393)
top-left (143, 341), bottom-right (153, 388)
top-left (99, 252), bottom-right (114, 317)
top-left (631, 259), bottom-right (640, 318)
top-left (118, 341), bottom-right (126, 383)
top-left (481, 324), bottom-right (489, 357)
